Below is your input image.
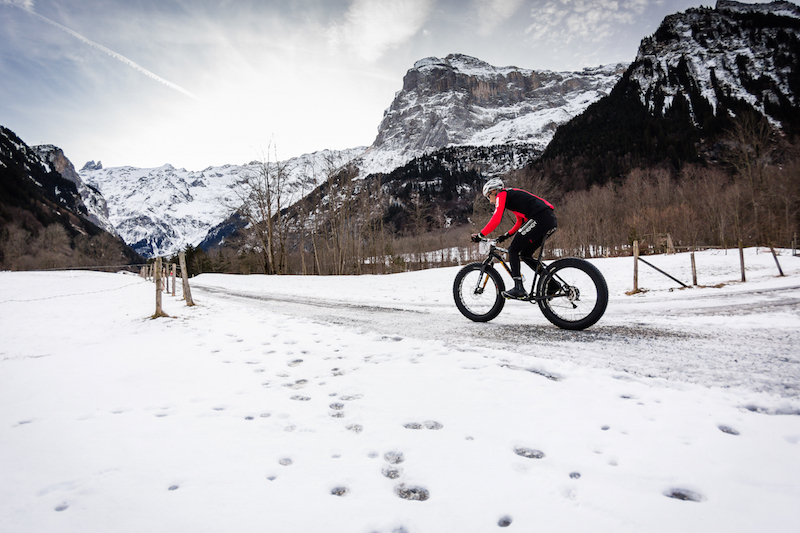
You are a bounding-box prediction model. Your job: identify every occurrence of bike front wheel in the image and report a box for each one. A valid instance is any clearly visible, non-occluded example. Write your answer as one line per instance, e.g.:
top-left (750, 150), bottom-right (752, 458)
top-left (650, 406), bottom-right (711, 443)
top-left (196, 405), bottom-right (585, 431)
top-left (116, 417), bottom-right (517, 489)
top-left (453, 263), bottom-right (506, 322)
top-left (537, 258), bottom-right (608, 330)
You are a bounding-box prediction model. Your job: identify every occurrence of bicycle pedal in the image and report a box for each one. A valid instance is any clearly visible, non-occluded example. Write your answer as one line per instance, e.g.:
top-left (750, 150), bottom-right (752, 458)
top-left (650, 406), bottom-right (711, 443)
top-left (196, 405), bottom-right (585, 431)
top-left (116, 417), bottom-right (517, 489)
top-left (502, 292), bottom-right (528, 300)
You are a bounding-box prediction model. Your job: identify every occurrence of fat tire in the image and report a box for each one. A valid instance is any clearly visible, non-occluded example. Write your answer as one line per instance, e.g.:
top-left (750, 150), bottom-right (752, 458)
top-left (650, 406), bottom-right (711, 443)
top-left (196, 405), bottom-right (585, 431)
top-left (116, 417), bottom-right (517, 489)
top-left (537, 258), bottom-right (608, 330)
top-left (453, 263), bottom-right (506, 322)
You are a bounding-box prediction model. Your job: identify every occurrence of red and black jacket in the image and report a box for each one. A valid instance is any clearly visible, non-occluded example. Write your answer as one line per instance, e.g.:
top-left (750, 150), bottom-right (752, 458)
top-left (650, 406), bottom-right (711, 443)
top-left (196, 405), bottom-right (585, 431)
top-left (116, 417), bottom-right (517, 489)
top-left (480, 188), bottom-right (554, 237)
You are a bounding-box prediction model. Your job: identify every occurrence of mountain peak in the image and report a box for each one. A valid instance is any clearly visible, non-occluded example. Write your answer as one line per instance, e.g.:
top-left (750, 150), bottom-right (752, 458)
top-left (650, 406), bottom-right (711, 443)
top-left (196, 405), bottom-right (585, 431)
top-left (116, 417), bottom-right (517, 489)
top-left (716, 0), bottom-right (800, 18)
top-left (359, 54), bottom-right (626, 176)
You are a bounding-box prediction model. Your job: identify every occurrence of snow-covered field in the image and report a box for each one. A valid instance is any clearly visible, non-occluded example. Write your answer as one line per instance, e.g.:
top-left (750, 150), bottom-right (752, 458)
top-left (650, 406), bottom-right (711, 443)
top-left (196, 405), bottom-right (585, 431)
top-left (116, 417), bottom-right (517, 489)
top-left (2, 248), bottom-right (799, 532)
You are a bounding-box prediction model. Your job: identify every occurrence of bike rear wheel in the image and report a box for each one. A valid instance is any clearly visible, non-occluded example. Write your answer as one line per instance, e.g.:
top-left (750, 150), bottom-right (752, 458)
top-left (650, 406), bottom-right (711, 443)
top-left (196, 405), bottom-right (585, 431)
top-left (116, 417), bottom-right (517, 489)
top-left (537, 258), bottom-right (608, 330)
top-left (453, 263), bottom-right (505, 322)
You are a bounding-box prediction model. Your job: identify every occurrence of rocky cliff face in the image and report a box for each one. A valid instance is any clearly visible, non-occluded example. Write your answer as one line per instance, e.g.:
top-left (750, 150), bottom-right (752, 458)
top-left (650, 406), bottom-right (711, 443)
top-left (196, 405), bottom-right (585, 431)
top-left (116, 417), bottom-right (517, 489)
top-left (630, 0), bottom-right (800, 130)
top-left (1, 127), bottom-right (102, 239)
top-left (33, 145), bottom-right (116, 235)
top-left (358, 54), bottom-right (627, 175)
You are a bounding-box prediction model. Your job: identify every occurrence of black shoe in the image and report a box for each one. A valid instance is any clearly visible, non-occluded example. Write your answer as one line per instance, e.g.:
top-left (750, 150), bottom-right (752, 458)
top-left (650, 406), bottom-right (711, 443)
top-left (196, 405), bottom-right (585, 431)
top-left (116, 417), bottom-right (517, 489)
top-left (502, 277), bottom-right (527, 299)
top-left (503, 286), bottom-right (528, 299)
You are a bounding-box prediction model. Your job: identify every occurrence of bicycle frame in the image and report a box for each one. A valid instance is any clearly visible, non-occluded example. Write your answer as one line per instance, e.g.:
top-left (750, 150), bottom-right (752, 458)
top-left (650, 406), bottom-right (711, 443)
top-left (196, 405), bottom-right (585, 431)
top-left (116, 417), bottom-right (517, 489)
top-left (475, 236), bottom-right (554, 302)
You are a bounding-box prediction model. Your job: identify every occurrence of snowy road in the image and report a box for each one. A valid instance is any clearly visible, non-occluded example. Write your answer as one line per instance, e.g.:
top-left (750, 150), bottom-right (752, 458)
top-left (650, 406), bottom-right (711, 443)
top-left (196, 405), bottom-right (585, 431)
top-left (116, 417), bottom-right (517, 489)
top-left (192, 252), bottom-right (800, 400)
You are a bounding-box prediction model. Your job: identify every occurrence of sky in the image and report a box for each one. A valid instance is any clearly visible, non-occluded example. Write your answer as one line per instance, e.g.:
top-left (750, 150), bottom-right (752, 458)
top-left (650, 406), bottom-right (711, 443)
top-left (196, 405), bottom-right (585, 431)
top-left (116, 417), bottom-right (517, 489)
top-left (0, 0), bottom-right (758, 170)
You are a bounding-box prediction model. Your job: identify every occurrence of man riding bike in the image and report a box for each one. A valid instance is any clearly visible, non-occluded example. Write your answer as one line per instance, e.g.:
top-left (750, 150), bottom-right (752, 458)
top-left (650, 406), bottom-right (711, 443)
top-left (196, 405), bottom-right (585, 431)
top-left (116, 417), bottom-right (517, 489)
top-left (471, 178), bottom-right (558, 299)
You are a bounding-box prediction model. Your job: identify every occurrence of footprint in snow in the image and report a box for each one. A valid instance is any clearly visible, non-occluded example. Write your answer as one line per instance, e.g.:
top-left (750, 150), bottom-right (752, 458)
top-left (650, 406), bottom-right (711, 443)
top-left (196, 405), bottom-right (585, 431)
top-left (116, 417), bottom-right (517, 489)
top-left (514, 447), bottom-right (545, 459)
top-left (498, 516), bottom-right (513, 527)
top-left (404, 421), bottom-right (443, 430)
top-left (395, 484), bottom-right (429, 501)
top-left (718, 425), bottom-right (740, 435)
top-left (664, 488), bottom-right (704, 502)
top-left (331, 486), bottom-right (349, 496)
top-left (284, 379), bottom-right (308, 389)
top-left (290, 395), bottom-right (311, 401)
top-left (384, 451), bottom-right (405, 464)
top-left (382, 466), bottom-right (402, 479)
top-left (346, 424), bottom-right (363, 434)
top-left (288, 359), bottom-right (304, 367)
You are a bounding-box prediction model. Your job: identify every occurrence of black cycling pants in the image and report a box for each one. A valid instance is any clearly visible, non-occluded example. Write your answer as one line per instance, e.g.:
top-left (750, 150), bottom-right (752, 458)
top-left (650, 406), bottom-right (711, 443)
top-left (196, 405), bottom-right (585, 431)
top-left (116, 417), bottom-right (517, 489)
top-left (508, 209), bottom-right (557, 278)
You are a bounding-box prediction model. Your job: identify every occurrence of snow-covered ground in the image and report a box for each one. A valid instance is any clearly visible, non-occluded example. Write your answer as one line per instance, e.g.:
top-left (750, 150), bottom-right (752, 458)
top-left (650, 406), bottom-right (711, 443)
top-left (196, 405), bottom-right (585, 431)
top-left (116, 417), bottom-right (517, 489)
top-left (2, 248), bottom-right (799, 532)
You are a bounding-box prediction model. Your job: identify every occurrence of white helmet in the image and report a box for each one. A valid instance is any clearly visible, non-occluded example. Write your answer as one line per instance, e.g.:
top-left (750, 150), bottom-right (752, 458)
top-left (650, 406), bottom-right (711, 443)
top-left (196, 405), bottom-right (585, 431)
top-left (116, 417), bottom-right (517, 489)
top-left (482, 178), bottom-right (504, 197)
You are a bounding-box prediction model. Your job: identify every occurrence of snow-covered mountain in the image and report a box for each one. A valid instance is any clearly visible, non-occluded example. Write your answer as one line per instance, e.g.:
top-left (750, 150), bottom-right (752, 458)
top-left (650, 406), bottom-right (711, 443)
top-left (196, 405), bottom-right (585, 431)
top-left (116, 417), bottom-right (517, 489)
top-left (630, 0), bottom-right (800, 129)
top-left (535, 0), bottom-right (800, 190)
top-left (357, 54), bottom-right (627, 176)
top-left (80, 148), bottom-right (365, 257)
top-left (78, 56), bottom-right (625, 257)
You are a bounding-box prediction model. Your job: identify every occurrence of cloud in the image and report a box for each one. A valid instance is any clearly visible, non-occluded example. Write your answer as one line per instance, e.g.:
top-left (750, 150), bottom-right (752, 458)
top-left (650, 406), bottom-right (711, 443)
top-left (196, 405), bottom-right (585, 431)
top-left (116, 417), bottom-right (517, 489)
top-left (2, 0), bottom-right (36, 8)
top-left (328, 0), bottom-right (433, 62)
top-left (525, 0), bottom-right (649, 44)
top-left (4, 0), bottom-right (201, 101)
top-left (473, 0), bottom-right (525, 36)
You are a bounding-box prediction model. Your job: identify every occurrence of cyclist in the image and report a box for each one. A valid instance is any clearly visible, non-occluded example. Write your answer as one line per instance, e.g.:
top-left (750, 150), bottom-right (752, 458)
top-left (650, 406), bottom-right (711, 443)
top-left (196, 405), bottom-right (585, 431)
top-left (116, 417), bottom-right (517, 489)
top-left (471, 178), bottom-right (557, 299)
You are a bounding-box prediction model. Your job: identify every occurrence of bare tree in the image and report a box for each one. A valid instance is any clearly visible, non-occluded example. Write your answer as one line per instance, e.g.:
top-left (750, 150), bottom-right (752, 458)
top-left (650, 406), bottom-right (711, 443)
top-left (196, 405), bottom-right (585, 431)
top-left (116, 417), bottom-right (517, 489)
top-left (0, 222), bottom-right (30, 269)
top-left (724, 112), bottom-right (775, 244)
top-left (33, 224), bottom-right (72, 269)
top-left (232, 146), bottom-right (289, 274)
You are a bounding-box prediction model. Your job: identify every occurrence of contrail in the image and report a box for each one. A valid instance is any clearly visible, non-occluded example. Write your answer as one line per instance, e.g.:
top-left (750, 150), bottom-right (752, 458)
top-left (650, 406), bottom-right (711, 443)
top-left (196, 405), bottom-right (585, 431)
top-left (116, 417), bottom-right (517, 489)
top-left (6, 1), bottom-right (201, 101)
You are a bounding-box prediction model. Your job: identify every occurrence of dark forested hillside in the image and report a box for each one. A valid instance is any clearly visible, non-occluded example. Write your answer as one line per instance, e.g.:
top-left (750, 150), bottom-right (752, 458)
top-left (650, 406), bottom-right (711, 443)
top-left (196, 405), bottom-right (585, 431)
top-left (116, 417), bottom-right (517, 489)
top-left (0, 126), bottom-right (143, 269)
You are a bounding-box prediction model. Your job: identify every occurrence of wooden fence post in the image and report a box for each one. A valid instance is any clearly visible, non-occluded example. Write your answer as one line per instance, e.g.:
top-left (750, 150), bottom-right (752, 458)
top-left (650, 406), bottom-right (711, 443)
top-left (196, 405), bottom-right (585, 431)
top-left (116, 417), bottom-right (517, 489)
top-left (739, 240), bottom-right (746, 282)
top-left (633, 240), bottom-right (639, 292)
top-left (179, 251), bottom-right (195, 307)
top-left (770, 246), bottom-right (785, 277)
top-left (691, 252), bottom-right (697, 286)
top-left (153, 257), bottom-right (168, 318)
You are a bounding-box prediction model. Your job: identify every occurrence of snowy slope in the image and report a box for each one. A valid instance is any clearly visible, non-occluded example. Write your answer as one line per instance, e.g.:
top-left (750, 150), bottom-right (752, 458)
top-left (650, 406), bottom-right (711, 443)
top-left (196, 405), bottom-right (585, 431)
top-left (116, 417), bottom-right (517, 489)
top-left (1, 248), bottom-right (799, 532)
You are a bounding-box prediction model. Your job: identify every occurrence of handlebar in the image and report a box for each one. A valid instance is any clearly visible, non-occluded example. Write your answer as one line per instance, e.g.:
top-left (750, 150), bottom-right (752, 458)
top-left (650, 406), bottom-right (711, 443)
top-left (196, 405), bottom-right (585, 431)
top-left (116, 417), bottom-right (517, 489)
top-left (474, 237), bottom-right (508, 253)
